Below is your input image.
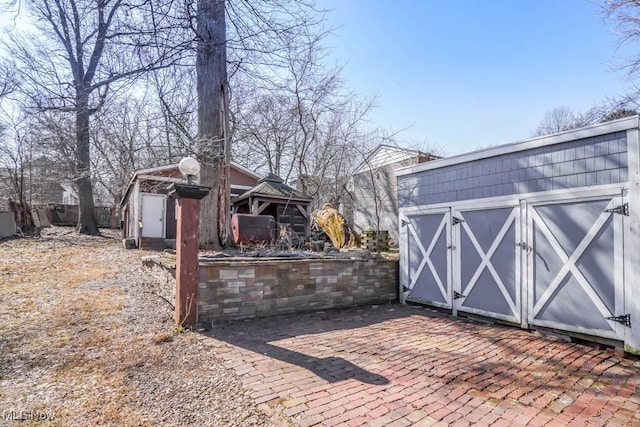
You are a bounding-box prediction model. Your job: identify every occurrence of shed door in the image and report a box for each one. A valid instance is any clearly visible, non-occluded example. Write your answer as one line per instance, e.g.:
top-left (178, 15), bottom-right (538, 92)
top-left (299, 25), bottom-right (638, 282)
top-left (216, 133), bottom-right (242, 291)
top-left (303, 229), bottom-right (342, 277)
top-left (527, 194), bottom-right (628, 340)
top-left (141, 194), bottom-right (165, 238)
top-left (401, 211), bottom-right (452, 308)
top-left (453, 205), bottom-right (522, 324)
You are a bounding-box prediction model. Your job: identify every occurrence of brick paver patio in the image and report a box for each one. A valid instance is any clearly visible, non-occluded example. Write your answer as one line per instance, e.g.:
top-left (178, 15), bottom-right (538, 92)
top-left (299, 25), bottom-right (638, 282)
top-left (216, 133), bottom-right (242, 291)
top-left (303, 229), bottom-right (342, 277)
top-left (199, 304), bottom-right (640, 426)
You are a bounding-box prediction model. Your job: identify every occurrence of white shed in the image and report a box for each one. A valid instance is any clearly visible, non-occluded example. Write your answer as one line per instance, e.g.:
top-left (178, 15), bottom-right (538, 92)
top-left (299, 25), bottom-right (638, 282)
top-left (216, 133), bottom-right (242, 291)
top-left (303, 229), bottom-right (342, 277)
top-left (120, 163), bottom-right (259, 250)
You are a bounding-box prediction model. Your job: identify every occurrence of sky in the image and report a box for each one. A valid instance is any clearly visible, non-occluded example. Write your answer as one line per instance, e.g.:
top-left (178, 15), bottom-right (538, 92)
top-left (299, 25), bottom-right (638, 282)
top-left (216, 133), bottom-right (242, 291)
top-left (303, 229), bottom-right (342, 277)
top-left (316, 0), bottom-right (635, 155)
top-left (0, 1), bottom-right (634, 156)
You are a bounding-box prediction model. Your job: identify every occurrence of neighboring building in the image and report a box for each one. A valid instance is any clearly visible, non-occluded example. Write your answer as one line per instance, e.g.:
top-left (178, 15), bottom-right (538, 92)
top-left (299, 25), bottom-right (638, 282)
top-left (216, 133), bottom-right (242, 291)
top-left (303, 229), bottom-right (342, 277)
top-left (0, 157), bottom-right (111, 207)
top-left (120, 163), bottom-right (260, 250)
top-left (0, 164), bottom-right (65, 207)
top-left (348, 145), bottom-right (440, 243)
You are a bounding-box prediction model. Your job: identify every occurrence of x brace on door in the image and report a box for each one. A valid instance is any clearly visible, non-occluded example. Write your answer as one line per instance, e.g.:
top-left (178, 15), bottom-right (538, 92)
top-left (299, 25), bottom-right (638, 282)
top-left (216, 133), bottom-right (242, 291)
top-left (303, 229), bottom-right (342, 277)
top-left (457, 207), bottom-right (519, 317)
top-left (406, 214), bottom-right (449, 302)
top-left (531, 199), bottom-right (617, 321)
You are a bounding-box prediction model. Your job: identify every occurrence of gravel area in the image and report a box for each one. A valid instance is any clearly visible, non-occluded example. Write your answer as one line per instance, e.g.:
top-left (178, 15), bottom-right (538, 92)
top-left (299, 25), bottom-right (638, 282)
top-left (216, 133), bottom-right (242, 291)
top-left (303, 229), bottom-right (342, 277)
top-left (0, 227), bottom-right (276, 426)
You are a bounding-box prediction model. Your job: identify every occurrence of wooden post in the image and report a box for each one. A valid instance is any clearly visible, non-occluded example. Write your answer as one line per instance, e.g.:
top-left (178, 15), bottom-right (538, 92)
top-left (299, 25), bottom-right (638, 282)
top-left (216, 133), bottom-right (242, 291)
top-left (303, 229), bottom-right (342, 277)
top-left (175, 198), bottom-right (200, 326)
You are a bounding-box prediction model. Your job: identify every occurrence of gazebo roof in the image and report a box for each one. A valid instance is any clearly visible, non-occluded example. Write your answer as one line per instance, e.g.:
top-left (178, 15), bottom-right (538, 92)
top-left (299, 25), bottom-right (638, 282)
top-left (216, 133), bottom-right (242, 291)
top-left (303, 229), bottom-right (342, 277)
top-left (233, 173), bottom-right (312, 203)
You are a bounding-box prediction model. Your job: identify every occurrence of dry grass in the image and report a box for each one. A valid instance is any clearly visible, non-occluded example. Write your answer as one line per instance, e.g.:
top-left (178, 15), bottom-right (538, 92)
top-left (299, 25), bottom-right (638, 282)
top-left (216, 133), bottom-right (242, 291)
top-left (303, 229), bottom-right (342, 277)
top-left (0, 227), bottom-right (273, 426)
top-left (0, 230), bottom-right (156, 425)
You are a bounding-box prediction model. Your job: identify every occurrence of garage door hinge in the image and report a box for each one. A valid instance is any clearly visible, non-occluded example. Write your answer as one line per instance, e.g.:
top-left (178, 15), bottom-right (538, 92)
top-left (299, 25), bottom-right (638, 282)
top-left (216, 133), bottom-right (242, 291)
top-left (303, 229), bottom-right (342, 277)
top-left (452, 217), bottom-right (465, 225)
top-left (516, 242), bottom-right (532, 252)
top-left (402, 285), bottom-right (410, 293)
top-left (604, 203), bottom-right (629, 216)
top-left (453, 291), bottom-right (465, 299)
top-left (606, 314), bottom-right (631, 327)
top-left (401, 219), bottom-right (409, 228)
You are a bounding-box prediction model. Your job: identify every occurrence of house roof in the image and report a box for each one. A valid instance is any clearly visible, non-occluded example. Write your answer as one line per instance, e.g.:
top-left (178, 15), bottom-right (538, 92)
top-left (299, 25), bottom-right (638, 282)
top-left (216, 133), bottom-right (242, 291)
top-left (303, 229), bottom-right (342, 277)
top-left (352, 144), bottom-right (440, 175)
top-left (120, 161), bottom-right (261, 207)
top-left (129, 164), bottom-right (183, 178)
top-left (233, 173), bottom-right (312, 204)
top-left (231, 162), bottom-right (261, 181)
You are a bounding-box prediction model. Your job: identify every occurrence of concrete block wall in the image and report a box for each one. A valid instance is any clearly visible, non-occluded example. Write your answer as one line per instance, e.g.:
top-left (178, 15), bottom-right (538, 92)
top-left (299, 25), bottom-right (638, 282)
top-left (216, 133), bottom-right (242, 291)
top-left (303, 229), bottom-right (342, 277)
top-left (197, 258), bottom-right (398, 323)
top-left (398, 131), bottom-right (628, 207)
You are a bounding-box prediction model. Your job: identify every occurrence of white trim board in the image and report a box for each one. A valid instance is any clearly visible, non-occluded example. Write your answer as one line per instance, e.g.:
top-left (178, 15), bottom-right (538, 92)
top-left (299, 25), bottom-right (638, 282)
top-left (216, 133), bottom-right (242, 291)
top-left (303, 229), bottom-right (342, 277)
top-left (399, 183), bottom-right (628, 216)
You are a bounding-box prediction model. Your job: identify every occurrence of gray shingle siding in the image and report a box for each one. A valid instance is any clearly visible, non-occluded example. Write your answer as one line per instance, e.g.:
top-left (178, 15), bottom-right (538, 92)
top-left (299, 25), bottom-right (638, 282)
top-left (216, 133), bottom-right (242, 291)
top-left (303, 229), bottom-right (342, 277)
top-left (398, 131), bottom-right (628, 207)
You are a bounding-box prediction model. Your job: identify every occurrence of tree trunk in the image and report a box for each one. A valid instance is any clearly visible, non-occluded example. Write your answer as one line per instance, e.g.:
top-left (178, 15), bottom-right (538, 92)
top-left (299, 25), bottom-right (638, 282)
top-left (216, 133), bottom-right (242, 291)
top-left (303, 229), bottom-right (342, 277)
top-left (76, 92), bottom-right (99, 235)
top-left (197, 0), bottom-right (230, 249)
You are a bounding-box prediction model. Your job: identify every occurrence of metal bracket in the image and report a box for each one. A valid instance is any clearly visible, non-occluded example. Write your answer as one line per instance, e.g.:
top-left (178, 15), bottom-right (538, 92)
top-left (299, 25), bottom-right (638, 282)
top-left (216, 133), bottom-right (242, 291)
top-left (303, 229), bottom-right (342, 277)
top-left (516, 242), bottom-right (532, 252)
top-left (606, 314), bottom-right (631, 328)
top-left (447, 245), bottom-right (456, 250)
top-left (402, 285), bottom-right (411, 293)
top-left (453, 291), bottom-right (465, 300)
top-left (605, 203), bottom-right (629, 216)
top-left (452, 217), bottom-right (465, 226)
top-left (401, 219), bottom-right (410, 228)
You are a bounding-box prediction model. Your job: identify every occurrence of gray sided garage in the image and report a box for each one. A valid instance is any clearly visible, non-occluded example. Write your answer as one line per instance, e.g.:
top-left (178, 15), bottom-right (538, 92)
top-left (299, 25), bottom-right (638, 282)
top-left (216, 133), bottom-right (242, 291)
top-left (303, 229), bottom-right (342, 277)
top-left (396, 116), bottom-right (640, 354)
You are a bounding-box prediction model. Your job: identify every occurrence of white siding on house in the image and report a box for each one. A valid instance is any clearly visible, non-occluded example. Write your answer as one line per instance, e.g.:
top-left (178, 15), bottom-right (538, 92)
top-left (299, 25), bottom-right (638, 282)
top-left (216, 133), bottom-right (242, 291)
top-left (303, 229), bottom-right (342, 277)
top-left (350, 157), bottom-right (423, 243)
top-left (353, 145), bottom-right (424, 175)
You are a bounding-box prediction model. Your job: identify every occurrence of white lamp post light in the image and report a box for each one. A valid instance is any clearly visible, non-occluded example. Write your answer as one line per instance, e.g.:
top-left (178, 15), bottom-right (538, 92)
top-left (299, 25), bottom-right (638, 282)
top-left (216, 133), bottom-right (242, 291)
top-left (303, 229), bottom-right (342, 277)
top-left (179, 157), bottom-right (201, 185)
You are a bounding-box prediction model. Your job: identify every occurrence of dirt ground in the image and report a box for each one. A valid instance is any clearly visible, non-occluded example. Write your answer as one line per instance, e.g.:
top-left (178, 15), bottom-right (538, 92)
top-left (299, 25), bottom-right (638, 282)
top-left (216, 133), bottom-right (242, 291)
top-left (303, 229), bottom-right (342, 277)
top-left (0, 227), bottom-right (275, 426)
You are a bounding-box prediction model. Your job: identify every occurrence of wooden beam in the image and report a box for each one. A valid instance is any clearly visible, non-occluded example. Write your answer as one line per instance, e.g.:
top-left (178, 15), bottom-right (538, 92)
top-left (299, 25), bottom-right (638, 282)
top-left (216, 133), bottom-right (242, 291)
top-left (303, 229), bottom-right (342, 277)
top-left (257, 201), bottom-right (270, 215)
top-left (296, 204), bottom-right (308, 218)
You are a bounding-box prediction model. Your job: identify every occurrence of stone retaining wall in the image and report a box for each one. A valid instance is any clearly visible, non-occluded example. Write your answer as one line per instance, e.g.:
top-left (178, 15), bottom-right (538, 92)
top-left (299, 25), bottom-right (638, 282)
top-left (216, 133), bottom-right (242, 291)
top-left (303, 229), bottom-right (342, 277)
top-left (197, 258), bottom-right (398, 323)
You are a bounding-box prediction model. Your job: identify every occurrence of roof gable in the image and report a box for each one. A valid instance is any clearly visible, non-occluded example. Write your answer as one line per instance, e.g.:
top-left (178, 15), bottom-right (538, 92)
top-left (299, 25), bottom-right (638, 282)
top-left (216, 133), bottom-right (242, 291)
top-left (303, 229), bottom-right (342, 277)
top-left (353, 144), bottom-right (437, 174)
top-left (120, 161), bottom-right (259, 206)
top-left (234, 173), bottom-right (311, 203)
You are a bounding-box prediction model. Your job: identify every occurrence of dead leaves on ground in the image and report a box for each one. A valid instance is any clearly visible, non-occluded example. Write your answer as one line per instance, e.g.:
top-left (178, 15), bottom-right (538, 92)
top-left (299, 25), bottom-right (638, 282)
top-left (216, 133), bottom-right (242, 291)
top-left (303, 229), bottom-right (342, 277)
top-left (0, 230), bottom-right (169, 426)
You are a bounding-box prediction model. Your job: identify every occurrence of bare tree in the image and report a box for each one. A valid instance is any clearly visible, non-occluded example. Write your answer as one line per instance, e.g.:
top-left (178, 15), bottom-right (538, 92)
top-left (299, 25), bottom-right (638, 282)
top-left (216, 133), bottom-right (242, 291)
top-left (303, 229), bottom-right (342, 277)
top-left (5, 0), bottom-right (189, 234)
top-left (0, 111), bottom-right (64, 230)
top-left (0, 119), bottom-right (31, 208)
top-left (532, 103), bottom-right (640, 137)
top-left (230, 18), bottom-right (378, 214)
top-left (233, 91), bottom-right (297, 178)
top-left (532, 106), bottom-right (588, 137)
top-left (602, 1), bottom-right (640, 77)
top-left (90, 94), bottom-right (168, 204)
top-left (152, 67), bottom-right (198, 158)
top-left (192, 0), bottom-right (231, 249)
top-left (0, 67), bottom-right (17, 99)
top-left (589, 2), bottom-right (640, 117)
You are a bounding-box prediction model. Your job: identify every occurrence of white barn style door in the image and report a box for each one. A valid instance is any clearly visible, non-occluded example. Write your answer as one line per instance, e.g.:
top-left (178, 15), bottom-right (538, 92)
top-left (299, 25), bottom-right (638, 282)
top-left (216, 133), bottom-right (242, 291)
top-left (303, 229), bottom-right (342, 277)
top-left (526, 193), bottom-right (629, 341)
top-left (401, 211), bottom-right (452, 309)
top-left (452, 204), bottom-right (522, 324)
